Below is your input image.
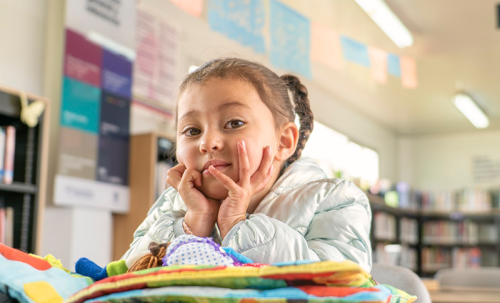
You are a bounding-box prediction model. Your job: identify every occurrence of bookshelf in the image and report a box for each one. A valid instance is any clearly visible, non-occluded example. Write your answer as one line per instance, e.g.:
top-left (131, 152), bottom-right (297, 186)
top-left (0, 85), bottom-right (49, 255)
top-left (369, 193), bottom-right (500, 277)
top-left (112, 132), bottom-right (175, 260)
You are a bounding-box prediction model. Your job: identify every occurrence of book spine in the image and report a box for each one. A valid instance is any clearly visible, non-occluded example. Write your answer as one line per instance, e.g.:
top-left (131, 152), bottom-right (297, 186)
top-left (3, 126), bottom-right (15, 184)
top-left (0, 127), bottom-right (5, 181)
top-left (0, 197), bottom-right (5, 244)
top-left (5, 207), bottom-right (14, 247)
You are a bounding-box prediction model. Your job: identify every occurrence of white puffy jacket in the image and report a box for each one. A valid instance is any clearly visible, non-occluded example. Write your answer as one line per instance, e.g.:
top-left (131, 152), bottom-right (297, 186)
top-left (121, 157), bottom-right (373, 272)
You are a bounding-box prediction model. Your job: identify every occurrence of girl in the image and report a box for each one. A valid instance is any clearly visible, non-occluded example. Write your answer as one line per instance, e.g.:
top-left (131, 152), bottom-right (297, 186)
top-left (122, 58), bottom-right (372, 272)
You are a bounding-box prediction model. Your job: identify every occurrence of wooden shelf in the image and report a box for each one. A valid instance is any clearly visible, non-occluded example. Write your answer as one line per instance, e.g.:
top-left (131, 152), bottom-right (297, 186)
top-left (0, 182), bottom-right (37, 194)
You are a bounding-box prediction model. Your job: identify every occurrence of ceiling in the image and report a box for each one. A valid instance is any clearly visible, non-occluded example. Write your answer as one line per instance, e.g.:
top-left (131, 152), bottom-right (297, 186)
top-left (280, 0), bottom-right (500, 136)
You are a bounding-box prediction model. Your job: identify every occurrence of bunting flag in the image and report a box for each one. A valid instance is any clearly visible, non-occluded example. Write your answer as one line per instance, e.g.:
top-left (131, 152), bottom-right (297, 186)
top-left (310, 21), bottom-right (342, 71)
top-left (169, 0), bottom-right (204, 17)
top-left (340, 36), bottom-right (370, 67)
top-left (368, 47), bottom-right (388, 84)
top-left (270, 0), bottom-right (311, 78)
top-left (387, 53), bottom-right (401, 78)
top-left (208, 0), bottom-right (266, 54)
top-left (400, 56), bottom-right (418, 89)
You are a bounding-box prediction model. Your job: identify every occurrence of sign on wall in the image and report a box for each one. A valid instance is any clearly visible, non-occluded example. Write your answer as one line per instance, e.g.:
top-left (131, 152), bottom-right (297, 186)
top-left (55, 0), bottom-right (136, 213)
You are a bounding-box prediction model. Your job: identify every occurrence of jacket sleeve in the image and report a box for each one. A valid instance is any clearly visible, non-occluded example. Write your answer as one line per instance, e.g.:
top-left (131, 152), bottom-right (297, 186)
top-left (120, 188), bottom-right (187, 261)
top-left (221, 180), bottom-right (372, 272)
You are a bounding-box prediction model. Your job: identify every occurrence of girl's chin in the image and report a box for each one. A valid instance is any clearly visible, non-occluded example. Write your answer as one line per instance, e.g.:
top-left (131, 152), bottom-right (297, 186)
top-left (196, 181), bottom-right (229, 201)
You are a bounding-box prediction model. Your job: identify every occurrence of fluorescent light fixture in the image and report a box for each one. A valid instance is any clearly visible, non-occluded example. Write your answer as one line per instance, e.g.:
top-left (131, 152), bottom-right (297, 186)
top-left (354, 0), bottom-right (414, 48)
top-left (453, 93), bottom-right (489, 129)
top-left (86, 31), bottom-right (136, 60)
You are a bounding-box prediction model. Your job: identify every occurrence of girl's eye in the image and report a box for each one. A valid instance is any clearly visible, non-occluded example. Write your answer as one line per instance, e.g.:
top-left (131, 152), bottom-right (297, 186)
top-left (183, 128), bottom-right (201, 136)
top-left (225, 120), bottom-right (244, 129)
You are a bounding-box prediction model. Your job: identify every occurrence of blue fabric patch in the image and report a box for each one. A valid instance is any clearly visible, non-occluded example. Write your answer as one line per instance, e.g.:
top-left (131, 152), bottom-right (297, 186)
top-left (271, 260), bottom-right (316, 267)
top-left (222, 247), bottom-right (253, 264)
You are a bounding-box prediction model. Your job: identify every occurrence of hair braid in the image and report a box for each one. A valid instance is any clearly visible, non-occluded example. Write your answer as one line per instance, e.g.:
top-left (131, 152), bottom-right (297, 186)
top-left (127, 242), bottom-right (169, 272)
top-left (280, 74), bottom-right (314, 164)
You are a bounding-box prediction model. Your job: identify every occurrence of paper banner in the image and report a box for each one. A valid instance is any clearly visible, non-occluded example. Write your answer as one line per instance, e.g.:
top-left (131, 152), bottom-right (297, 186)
top-left (400, 56), bottom-right (418, 89)
top-left (310, 21), bottom-right (342, 71)
top-left (208, 0), bottom-right (266, 54)
top-left (169, 0), bottom-right (204, 17)
top-left (387, 53), bottom-right (401, 77)
top-left (64, 29), bottom-right (102, 87)
top-left (133, 7), bottom-right (179, 108)
top-left (270, 0), bottom-right (311, 78)
top-left (340, 36), bottom-right (370, 67)
top-left (61, 77), bottom-right (101, 134)
top-left (368, 47), bottom-right (388, 84)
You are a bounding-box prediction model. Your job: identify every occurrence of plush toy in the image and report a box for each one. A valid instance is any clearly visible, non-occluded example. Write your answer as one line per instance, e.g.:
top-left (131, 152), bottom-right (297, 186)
top-left (76, 235), bottom-right (254, 281)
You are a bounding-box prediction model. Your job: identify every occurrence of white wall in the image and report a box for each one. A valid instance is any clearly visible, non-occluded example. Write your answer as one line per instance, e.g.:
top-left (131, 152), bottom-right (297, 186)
top-left (398, 130), bottom-right (500, 191)
top-left (0, 1), bottom-right (47, 94)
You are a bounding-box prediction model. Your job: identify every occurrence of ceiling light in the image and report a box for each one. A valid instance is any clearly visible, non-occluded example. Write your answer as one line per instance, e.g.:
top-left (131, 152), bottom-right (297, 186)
top-left (453, 93), bottom-right (489, 129)
top-left (354, 0), bottom-right (414, 48)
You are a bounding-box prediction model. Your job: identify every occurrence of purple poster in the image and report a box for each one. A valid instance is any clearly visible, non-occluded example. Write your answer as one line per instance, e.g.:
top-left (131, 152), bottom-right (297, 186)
top-left (102, 49), bottom-right (133, 98)
top-left (64, 29), bottom-right (102, 87)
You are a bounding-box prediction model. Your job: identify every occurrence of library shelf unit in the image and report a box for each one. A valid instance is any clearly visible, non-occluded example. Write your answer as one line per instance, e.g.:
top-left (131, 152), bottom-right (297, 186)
top-left (368, 193), bottom-right (500, 277)
top-left (112, 132), bottom-right (175, 260)
top-left (0, 85), bottom-right (50, 255)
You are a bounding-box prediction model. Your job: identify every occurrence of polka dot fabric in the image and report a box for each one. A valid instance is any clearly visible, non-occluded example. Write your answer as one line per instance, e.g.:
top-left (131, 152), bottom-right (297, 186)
top-left (163, 235), bottom-right (236, 266)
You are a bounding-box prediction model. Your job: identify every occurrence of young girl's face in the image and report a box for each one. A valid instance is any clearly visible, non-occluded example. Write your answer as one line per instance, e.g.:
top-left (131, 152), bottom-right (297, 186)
top-left (176, 78), bottom-right (278, 200)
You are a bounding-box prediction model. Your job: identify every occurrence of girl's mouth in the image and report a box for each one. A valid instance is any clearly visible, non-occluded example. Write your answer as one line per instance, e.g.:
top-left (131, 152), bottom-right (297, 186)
top-left (201, 160), bottom-right (231, 175)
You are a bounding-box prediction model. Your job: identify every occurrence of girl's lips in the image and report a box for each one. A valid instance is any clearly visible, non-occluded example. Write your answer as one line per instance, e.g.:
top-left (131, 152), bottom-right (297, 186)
top-left (202, 164), bottom-right (230, 175)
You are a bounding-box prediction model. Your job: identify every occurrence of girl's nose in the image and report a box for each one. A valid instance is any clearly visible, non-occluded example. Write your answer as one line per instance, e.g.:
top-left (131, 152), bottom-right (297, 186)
top-left (199, 134), bottom-right (223, 154)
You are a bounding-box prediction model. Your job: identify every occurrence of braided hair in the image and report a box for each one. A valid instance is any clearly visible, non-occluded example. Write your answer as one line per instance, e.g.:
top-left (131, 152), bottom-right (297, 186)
top-left (178, 58), bottom-right (314, 168)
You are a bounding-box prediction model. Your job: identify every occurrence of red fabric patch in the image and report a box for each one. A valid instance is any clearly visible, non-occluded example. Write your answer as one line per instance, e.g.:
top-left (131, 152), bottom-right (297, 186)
top-left (296, 286), bottom-right (380, 297)
top-left (0, 244), bottom-right (51, 271)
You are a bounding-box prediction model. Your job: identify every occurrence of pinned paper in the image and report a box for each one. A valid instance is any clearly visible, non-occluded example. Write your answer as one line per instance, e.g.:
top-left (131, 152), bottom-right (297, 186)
top-left (400, 56), bottom-right (418, 89)
top-left (310, 21), bottom-right (342, 71)
top-left (387, 53), bottom-right (401, 77)
top-left (208, 0), bottom-right (266, 54)
top-left (340, 36), bottom-right (370, 67)
top-left (169, 0), bottom-right (204, 17)
top-left (270, 0), bottom-right (311, 78)
top-left (368, 47), bottom-right (388, 84)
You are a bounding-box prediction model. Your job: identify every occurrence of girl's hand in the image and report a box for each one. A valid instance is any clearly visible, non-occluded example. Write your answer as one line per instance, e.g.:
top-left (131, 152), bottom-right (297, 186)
top-left (208, 141), bottom-right (274, 239)
top-left (166, 164), bottom-right (220, 237)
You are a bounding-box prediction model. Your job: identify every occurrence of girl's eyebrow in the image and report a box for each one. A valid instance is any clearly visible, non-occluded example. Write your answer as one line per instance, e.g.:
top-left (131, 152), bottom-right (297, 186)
top-left (179, 101), bottom-right (250, 123)
top-left (219, 101), bottom-right (251, 111)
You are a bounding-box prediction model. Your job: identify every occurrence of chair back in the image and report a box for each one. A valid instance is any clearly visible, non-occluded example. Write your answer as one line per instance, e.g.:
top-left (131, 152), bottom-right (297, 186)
top-left (371, 263), bottom-right (431, 303)
top-left (435, 267), bottom-right (500, 288)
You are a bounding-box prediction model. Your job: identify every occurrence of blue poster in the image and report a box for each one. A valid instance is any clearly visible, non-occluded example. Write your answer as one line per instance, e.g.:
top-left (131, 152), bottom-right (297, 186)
top-left (100, 91), bottom-right (130, 137)
top-left (340, 36), bottom-right (370, 67)
top-left (387, 53), bottom-right (401, 77)
top-left (269, 0), bottom-right (311, 78)
top-left (208, 0), bottom-right (265, 54)
top-left (61, 77), bottom-right (101, 134)
top-left (97, 133), bottom-right (129, 185)
top-left (102, 49), bottom-right (132, 98)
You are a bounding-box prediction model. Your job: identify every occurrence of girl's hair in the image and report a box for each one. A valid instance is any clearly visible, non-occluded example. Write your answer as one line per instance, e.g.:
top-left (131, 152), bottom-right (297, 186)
top-left (177, 58), bottom-right (314, 166)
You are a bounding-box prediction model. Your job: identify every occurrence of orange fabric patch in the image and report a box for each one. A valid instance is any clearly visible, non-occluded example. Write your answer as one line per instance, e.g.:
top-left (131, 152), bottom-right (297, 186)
top-left (0, 244), bottom-right (51, 271)
top-left (297, 285), bottom-right (380, 297)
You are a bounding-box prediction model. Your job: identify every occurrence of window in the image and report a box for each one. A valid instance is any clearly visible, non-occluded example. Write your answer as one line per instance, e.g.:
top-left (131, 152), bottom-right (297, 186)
top-left (302, 121), bottom-right (379, 186)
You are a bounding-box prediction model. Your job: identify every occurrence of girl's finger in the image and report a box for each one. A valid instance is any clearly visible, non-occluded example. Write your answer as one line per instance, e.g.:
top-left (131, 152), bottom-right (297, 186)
top-left (254, 164), bottom-right (273, 193)
top-left (238, 140), bottom-right (251, 187)
top-left (250, 146), bottom-right (273, 190)
top-left (180, 168), bottom-right (203, 189)
top-left (166, 164), bottom-right (186, 190)
top-left (208, 165), bottom-right (239, 192)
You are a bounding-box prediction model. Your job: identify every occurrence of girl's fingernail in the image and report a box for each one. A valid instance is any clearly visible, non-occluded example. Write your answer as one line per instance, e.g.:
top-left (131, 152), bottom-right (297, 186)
top-left (267, 146), bottom-right (271, 153)
top-left (241, 141), bottom-right (245, 148)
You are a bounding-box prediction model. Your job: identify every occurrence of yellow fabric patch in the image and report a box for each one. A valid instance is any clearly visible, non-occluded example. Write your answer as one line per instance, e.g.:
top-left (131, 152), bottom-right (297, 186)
top-left (24, 281), bottom-right (63, 303)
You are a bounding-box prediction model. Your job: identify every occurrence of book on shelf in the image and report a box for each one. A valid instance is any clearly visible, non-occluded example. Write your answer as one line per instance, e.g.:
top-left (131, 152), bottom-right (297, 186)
top-left (400, 217), bottom-right (418, 244)
top-left (422, 220), bottom-right (481, 245)
top-left (422, 247), bottom-right (482, 272)
top-left (2, 126), bottom-right (15, 184)
top-left (373, 212), bottom-right (396, 241)
top-left (374, 243), bottom-right (418, 271)
top-left (0, 127), bottom-right (5, 181)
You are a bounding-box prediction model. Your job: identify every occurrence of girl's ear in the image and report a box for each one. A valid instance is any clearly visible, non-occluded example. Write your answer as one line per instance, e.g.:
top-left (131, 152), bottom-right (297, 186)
top-left (275, 122), bottom-right (299, 161)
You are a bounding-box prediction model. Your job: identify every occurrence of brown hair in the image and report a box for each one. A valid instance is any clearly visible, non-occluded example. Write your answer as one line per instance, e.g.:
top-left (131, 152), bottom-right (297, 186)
top-left (177, 58), bottom-right (314, 167)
